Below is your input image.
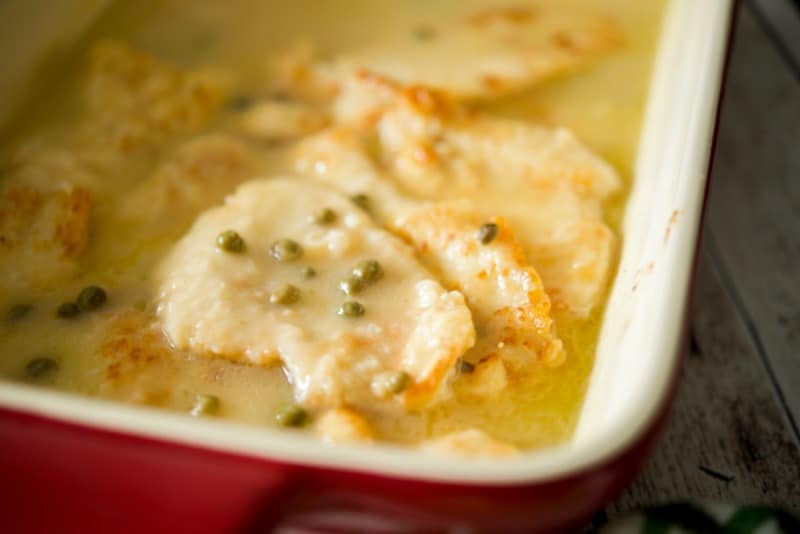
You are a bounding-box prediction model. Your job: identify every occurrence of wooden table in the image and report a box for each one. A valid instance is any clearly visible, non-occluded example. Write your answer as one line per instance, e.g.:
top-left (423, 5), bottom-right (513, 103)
top-left (600, 0), bottom-right (800, 524)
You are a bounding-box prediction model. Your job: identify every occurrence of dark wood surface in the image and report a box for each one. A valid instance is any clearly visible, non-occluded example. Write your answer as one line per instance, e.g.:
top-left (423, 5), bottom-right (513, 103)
top-left (605, 1), bottom-right (800, 520)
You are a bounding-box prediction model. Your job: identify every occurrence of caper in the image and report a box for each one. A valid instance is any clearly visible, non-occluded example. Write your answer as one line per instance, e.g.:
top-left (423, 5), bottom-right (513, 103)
top-left (301, 266), bottom-right (317, 280)
top-left (270, 283), bottom-right (301, 305)
top-left (413, 26), bottom-right (436, 41)
top-left (477, 222), bottom-right (499, 245)
top-left (268, 91), bottom-right (291, 102)
top-left (56, 302), bottom-right (80, 319)
top-left (270, 239), bottom-right (303, 262)
top-left (227, 94), bottom-right (254, 111)
top-left (386, 371), bottom-right (412, 394)
top-left (311, 207), bottom-right (337, 225)
top-left (275, 403), bottom-right (309, 427)
top-left (457, 359), bottom-right (475, 374)
top-left (25, 357), bottom-right (58, 380)
top-left (338, 300), bottom-right (365, 318)
top-left (190, 394), bottom-right (220, 417)
top-left (77, 286), bottom-right (107, 311)
top-left (339, 275), bottom-right (364, 296)
top-left (6, 303), bottom-right (32, 322)
top-left (352, 259), bottom-right (383, 284)
top-left (351, 193), bottom-right (369, 210)
top-left (216, 230), bottom-right (246, 253)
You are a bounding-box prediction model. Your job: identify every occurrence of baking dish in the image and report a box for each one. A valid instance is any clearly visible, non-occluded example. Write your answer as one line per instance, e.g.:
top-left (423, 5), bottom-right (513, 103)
top-left (0, 0), bottom-right (734, 532)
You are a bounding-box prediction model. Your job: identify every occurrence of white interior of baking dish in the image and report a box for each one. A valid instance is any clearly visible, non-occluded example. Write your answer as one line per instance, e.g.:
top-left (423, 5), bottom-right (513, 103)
top-left (0, 0), bottom-right (733, 483)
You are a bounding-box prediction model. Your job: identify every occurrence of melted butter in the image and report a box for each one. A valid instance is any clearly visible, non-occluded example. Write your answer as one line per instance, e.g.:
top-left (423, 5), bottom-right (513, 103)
top-left (0, 0), bottom-right (666, 449)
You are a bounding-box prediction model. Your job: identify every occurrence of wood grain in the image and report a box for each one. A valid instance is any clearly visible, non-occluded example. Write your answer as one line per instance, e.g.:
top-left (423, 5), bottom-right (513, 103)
top-left (707, 5), bottom-right (800, 430)
top-left (607, 251), bottom-right (800, 516)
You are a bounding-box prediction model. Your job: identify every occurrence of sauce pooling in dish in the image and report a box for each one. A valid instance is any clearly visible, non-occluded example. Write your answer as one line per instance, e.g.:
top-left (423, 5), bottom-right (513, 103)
top-left (0, 0), bottom-right (665, 457)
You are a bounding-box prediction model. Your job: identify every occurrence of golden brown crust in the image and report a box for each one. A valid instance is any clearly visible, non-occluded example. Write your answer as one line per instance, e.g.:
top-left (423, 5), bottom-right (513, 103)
top-left (83, 40), bottom-right (228, 151)
top-left (396, 206), bottom-right (565, 371)
top-left (98, 310), bottom-right (182, 405)
top-left (0, 184), bottom-right (92, 292)
top-left (467, 6), bottom-right (539, 28)
top-left (0, 186), bottom-right (91, 258)
top-left (54, 187), bottom-right (92, 258)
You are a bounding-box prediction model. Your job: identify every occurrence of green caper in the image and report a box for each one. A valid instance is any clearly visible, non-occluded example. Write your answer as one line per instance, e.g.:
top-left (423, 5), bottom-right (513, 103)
top-left (227, 94), bottom-right (254, 111)
top-left (386, 371), bottom-right (412, 394)
top-left (311, 207), bottom-right (337, 225)
top-left (6, 303), bottom-right (32, 322)
top-left (270, 239), bottom-right (303, 262)
top-left (413, 26), bottom-right (436, 41)
top-left (339, 275), bottom-right (364, 296)
top-left (352, 259), bottom-right (383, 284)
top-left (267, 91), bottom-right (291, 102)
top-left (351, 193), bottom-right (369, 210)
top-left (457, 359), bottom-right (475, 374)
top-left (338, 300), bottom-right (365, 318)
top-left (25, 357), bottom-right (58, 380)
top-left (77, 286), bottom-right (107, 311)
top-left (477, 223), bottom-right (499, 245)
top-left (190, 394), bottom-right (220, 416)
top-left (275, 403), bottom-right (309, 427)
top-left (216, 230), bottom-right (246, 253)
top-left (56, 302), bottom-right (80, 318)
top-left (301, 266), bottom-right (317, 280)
top-left (270, 283), bottom-right (301, 305)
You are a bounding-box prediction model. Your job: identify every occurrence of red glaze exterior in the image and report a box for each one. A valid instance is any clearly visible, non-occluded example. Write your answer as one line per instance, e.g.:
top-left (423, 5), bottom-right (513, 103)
top-left (0, 363), bottom-right (678, 534)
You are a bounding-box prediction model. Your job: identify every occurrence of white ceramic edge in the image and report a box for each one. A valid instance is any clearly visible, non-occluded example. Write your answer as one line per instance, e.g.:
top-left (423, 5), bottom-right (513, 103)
top-left (572, 0), bottom-right (734, 449)
top-left (0, 0), bottom-right (733, 485)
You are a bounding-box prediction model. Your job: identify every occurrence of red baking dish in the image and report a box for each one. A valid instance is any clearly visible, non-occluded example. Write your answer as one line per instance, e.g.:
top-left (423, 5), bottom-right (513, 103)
top-left (0, 1), bottom-right (734, 532)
